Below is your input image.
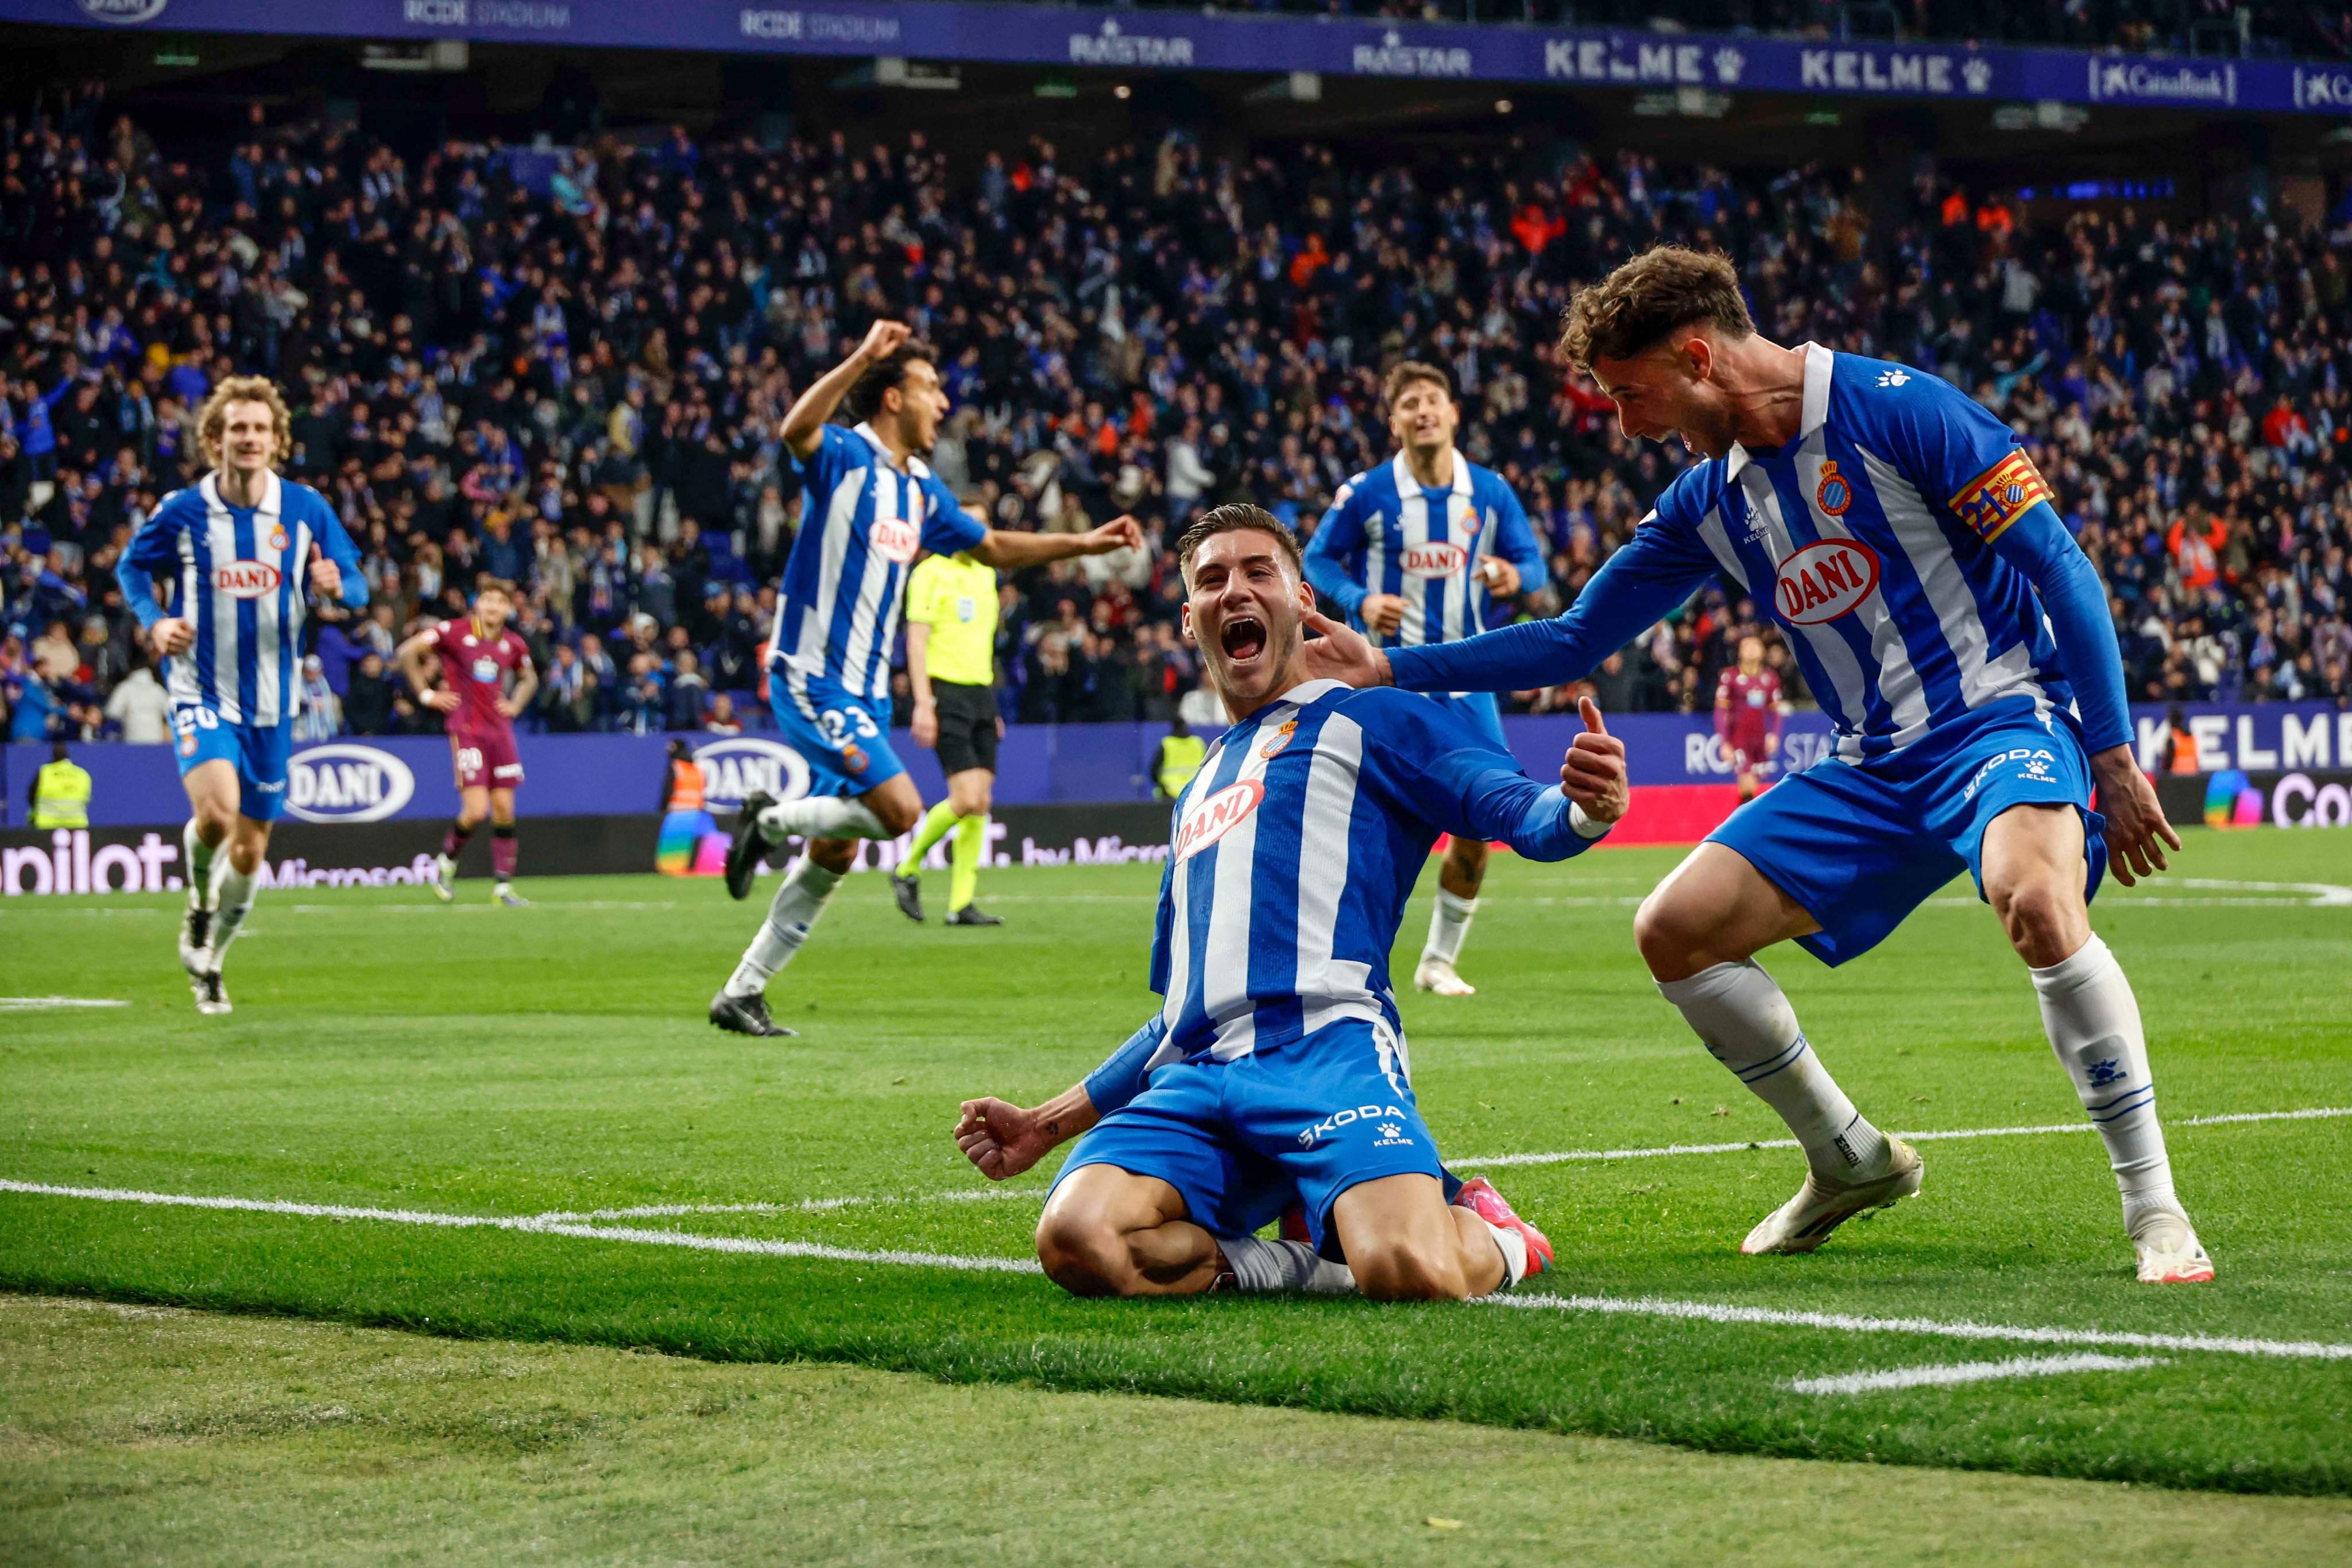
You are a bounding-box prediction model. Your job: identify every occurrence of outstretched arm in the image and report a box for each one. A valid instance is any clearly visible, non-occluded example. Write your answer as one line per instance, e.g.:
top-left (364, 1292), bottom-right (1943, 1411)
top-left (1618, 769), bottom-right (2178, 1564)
top-left (970, 514), bottom-right (1145, 570)
top-left (1379, 693), bottom-right (1630, 862)
top-left (1301, 486), bottom-right (1370, 620)
top-left (1302, 518), bottom-right (1717, 692)
top-left (953, 1016), bottom-right (1170, 1181)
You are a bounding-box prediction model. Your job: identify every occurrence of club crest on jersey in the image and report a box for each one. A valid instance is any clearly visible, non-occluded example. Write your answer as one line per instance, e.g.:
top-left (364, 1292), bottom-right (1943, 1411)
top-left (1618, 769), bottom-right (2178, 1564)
top-left (1174, 779), bottom-right (1264, 862)
top-left (471, 656), bottom-right (500, 683)
top-left (268, 523), bottom-right (289, 552)
top-left (870, 517), bottom-right (920, 564)
top-left (1773, 540), bottom-right (1879, 626)
top-left (1815, 460), bottom-right (1853, 517)
top-left (1399, 540), bottom-right (1468, 579)
top-left (1259, 720), bottom-right (1298, 760)
top-left (841, 741), bottom-right (870, 775)
top-left (213, 560), bottom-right (283, 598)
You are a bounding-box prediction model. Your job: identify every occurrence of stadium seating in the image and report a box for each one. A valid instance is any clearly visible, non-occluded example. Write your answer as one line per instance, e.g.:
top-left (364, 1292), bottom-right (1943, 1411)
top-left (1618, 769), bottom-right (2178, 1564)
top-left (3, 91), bottom-right (2349, 746)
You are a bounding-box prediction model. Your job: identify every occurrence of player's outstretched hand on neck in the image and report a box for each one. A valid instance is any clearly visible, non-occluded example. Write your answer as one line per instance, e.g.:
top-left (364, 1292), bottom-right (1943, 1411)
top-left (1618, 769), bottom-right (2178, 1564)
top-left (1560, 695), bottom-right (1629, 824)
top-left (1299, 609), bottom-right (1391, 689)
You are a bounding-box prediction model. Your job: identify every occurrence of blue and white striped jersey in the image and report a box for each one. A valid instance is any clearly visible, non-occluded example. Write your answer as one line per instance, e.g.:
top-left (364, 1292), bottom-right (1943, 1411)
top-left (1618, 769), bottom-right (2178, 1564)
top-left (1304, 454), bottom-right (1548, 651)
top-left (117, 471), bottom-right (366, 727)
top-left (1148, 679), bottom-right (1600, 1066)
top-left (1387, 343), bottom-right (2131, 763)
top-left (768, 422), bottom-right (987, 704)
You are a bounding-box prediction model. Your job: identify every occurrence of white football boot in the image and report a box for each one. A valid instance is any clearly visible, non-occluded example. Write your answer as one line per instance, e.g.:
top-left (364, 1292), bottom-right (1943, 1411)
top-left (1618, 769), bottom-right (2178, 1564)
top-left (1413, 957), bottom-right (1477, 997)
top-left (432, 853), bottom-right (458, 903)
top-left (1741, 1136), bottom-right (1924, 1255)
top-left (177, 904), bottom-right (212, 977)
top-left (2129, 1205), bottom-right (2216, 1284)
top-left (191, 970), bottom-right (231, 1016)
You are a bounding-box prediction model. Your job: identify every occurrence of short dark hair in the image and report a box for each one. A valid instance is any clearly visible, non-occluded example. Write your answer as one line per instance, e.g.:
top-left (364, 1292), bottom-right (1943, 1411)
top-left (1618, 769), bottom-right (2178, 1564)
top-left (1383, 359), bottom-right (1453, 407)
top-left (1558, 246), bottom-right (1754, 369)
top-left (845, 340), bottom-right (937, 423)
top-left (1174, 504), bottom-right (1303, 585)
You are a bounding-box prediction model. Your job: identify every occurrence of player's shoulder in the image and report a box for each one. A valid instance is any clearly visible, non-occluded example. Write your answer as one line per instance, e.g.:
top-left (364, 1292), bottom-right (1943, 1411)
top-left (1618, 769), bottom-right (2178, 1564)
top-left (278, 476), bottom-right (336, 514)
top-left (1829, 352), bottom-right (1970, 423)
top-left (149, 485), bottom-right (204, 523)
top-left (1311, 682), bottom-right (1472, 744)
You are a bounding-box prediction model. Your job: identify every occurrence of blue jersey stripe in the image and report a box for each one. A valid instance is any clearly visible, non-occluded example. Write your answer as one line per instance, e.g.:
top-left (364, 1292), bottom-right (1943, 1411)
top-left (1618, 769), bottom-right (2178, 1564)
top-left (233, 509), bottom-right (260, 722)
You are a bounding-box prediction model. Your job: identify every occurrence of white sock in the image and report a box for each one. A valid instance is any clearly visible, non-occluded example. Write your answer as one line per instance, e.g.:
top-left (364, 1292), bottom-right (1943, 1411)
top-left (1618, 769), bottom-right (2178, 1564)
top-left (1658, 959), bottom-right (1890, 1181)
top-left (757, 795), bottom-right (889, 843)
top-left (2030, 934), bottom-right (2177, 1225)
top-left (208, 865), bottom-right (258, 967)
top-left (1480, 1217), bottom-right (1530, 1288)
top-left (725, 856), bottom-right (841, 997)
top-left (1422, 889), bottom-right (1477, 966)
top-left (1218, 1235), bottom-right (1355, 1294)
top-left (184, 820), bottom-right (219, 911)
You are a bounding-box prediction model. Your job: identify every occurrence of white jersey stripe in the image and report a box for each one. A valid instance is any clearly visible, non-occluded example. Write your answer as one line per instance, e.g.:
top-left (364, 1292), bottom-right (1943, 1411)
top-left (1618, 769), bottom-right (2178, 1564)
top-left (1798, 436), bottom-right (1933, 751)
top-left (1157, 757), bottom-right (1223, 1040)
top-left (1292, 710), bottom-right (1368, 1017)
top-left (202, 480), bottom-right (245, 725)
top-left (1738, 466), bottom-right (1869, 760)
top-left (1391, 455), bottom-right (1430, 647)
top-left (250, 483), bottom-right (286, 725)
top-left (1202, 722), bottom-right (1283, 1062)
top-left (787, 470), bottom-right (865, 679)
top-left (1859, 444), bottom-right (2049, 717)
top-left (838, 469), bottom-right (895, 699)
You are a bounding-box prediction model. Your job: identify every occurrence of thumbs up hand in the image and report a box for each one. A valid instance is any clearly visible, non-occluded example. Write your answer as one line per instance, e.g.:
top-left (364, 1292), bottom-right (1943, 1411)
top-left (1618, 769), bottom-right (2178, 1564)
top-left (306, 541), bottom-right (344, 603)
top-left (1560, 695), bottom-right (1628, 825)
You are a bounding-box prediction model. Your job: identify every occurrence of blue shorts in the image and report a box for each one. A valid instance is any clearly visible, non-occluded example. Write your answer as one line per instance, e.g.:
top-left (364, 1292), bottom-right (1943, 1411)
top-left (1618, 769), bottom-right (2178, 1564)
top-left (171, 705), bottom-right (292, 823)
top-left (1051, 1019), bottom-right (1444, 1259)
top-left (767, 671), bottom-right (905, 800)
top-left (1431, 690), bottom-right (1508, 750)
top-left (1709, 703), bottom-right (2109, 967)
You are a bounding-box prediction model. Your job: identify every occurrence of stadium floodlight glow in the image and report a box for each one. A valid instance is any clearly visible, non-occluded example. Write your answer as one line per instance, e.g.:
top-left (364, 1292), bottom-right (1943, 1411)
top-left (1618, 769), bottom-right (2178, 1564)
top-left (1115, 83), bottom-right (1131, 99)
top-left (1496, 98), bottom-right (1512, 114)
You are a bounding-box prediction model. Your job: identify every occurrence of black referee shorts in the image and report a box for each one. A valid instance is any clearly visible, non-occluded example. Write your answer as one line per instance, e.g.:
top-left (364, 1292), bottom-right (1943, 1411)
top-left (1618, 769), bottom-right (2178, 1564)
top-left (930, 680), bottom-right (999, 776)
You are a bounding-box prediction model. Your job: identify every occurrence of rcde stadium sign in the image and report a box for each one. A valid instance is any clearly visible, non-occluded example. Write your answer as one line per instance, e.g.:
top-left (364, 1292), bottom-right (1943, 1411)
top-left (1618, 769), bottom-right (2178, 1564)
top-left (13, 0), bottom-right (2352, 117)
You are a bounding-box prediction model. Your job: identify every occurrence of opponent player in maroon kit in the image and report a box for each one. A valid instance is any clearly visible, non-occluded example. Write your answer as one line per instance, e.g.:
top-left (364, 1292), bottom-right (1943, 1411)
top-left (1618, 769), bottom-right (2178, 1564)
top-left (397, 579), bottom-right (538, 906)
top-left (1713, 634), bottom-right (1785, 803)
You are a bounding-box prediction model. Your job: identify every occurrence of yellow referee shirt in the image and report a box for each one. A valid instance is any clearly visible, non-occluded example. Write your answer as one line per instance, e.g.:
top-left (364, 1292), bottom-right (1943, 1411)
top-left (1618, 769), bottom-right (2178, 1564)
top-left (907, 551), bottom-right (1000, 687)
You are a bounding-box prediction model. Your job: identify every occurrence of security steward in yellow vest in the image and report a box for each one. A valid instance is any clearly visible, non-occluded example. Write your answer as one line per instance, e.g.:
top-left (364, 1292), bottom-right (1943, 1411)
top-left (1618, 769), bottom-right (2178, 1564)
top-left (29, 741), bottom-right (92, 829)
top-left (1153, 717), bottom-right (1208, 802)
top-left (893, 549), bottom-right (1007, 926)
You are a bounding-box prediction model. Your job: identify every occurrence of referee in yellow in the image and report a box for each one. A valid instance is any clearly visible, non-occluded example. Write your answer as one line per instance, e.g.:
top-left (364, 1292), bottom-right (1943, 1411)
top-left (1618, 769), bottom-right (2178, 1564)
top-left (891, 545), bottom-right (1004, 926)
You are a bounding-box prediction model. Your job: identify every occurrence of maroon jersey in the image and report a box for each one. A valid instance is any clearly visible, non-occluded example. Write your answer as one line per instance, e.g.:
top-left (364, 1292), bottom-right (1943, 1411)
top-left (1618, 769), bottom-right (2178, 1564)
top-left (432, 618), bottom-right (531, 737)
top-left (1715, 667), bottom-right (1783, 753)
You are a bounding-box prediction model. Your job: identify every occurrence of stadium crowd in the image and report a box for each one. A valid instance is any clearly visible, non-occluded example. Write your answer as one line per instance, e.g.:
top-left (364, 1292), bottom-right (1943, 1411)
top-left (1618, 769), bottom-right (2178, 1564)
top-left (3, 83), bottom-right (2350, 747)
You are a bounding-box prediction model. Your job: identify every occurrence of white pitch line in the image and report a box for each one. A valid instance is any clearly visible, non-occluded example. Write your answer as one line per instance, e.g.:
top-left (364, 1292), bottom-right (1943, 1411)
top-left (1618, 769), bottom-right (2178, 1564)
top-left (0, 997), bottom-right (130, 1011)
top-left (1493, 1291), bottom-right (2352, 1362)
top-left (1787, 1352), bottom-right (2165, 1396)
top-left (1454, 1105), bottom-right (2352, 1170)
top-left (7, 1176), bottom-right (2352, 1361)
top-left (532, 1187), bottom-right (1036, 1224)
top-left (0, 1179), bottom-right (1038, 1274)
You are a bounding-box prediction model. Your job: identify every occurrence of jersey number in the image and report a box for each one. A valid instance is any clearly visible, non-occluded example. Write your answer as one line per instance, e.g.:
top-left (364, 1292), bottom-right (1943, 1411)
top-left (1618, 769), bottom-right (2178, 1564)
top-left (458, 747), bottom-right (484, 775)
top-left (819, 707), bottom-right (881, 746)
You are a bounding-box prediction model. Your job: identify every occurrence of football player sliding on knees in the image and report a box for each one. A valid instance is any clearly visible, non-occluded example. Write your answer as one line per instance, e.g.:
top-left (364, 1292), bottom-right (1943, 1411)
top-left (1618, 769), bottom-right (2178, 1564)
top-left (1299, 245), bottom-right (2207, 1285)
top-left (954, 504), bottom-right (1625, 1301)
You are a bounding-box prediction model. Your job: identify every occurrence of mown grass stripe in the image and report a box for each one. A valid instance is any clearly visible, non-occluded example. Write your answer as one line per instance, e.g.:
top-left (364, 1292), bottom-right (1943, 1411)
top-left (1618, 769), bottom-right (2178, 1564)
top-left (9, 1176), bottom-right (2351, 1361)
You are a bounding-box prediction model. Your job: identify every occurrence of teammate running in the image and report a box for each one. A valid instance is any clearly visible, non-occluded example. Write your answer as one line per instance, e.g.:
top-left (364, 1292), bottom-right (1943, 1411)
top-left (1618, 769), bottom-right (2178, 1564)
top-left (1303, 361), bottom-right (1548, 998)
top-left (953, 504), bottom-right (1629, 1300)
top-left (1303, 246), bottom-right (2211, 1284)
top-left (397, 578), bottom-right (537, 906)
top-left (710, 320), bottom-right (1142, 1037)
top-left (117, 376), bottom-right (367, 1014)
top-left (1714, 634), bottom-right (1785, 802)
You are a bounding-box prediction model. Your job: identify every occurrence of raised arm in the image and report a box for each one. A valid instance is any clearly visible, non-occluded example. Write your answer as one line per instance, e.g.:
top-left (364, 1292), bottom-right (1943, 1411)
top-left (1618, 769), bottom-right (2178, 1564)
top-left (779, 319), bottom-right (909, 462)
top-left (1375, 692), bottom-right (1629, 863)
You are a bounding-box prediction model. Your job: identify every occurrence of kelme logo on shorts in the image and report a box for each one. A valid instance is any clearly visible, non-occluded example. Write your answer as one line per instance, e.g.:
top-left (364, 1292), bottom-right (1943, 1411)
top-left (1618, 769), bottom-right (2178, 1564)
top-left (1298, 1104), bottom-right (1413, 1148)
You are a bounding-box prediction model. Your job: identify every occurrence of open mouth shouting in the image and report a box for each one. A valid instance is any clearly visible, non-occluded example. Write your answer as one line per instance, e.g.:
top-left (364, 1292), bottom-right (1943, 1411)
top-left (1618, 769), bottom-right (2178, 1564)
top-left (1219, 614), bottom-right (1268, 668)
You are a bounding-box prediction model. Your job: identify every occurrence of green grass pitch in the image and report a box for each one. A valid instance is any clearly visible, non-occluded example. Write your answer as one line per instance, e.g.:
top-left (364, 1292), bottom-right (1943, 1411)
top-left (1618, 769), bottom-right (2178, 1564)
top-left (2, 828), bottom-right (2349, 1509)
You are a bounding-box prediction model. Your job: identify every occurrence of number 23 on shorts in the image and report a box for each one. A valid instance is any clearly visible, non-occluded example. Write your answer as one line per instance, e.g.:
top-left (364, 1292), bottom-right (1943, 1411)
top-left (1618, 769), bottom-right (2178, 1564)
top-left (819, 707), bottom-right (880, 748)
